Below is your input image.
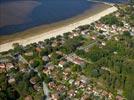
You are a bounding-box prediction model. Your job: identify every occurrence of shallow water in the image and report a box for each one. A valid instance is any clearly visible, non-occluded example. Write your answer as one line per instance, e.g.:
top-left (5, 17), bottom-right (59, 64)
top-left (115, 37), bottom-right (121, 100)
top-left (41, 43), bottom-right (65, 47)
top-left (0, 0), bottom-right (128, 35)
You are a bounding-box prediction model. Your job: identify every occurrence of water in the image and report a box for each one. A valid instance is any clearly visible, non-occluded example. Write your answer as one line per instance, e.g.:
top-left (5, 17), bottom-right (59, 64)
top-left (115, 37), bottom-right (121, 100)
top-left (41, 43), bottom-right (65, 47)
top-left (0, 0), bottom-right (128, 35)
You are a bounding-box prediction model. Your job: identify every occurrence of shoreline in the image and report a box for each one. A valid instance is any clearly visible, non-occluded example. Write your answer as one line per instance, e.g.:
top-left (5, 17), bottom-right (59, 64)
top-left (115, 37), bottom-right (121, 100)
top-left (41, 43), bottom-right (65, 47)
top-left (0, 4), bottom-right (118, 52)
top-left (0, 3), bottom-right (110, 44)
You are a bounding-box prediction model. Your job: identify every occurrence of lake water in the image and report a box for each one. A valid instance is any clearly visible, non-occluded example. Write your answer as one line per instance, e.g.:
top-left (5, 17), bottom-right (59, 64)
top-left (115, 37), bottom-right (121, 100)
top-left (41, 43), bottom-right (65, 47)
top-left (0, 0), bottom-right (128, 35)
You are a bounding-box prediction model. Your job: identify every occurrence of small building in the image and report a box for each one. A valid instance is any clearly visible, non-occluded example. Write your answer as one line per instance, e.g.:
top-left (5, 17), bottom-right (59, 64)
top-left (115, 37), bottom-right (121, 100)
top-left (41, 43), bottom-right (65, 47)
top-left (116, 95), bottom-right (124, 100)
top-left (51, 93), bottom-right (60, 100)
top-left (68, 89), bottom-right (76, 97)
top-left (6, 63), bottom-right (14, 71)
top-left (58, 61), bottom-right (67, 68)
top-left (0, 63), bottom-right (6, 73)
top-left (24, 52), bottom-right (33, 56)
top-left (48, 81), bottom-right (56, 89)
top-left (29, 76), bottom-right (39, 85)
top-left (101, 42), bottom-right (106, 46)
top-left (33, 83), bottom-right (42, 91)
top-left (66, 54), bottom-right (85, 66)
top-left (0, 63), bottom-right (5, 69)
top-left (42, 56), bottom-right (49, 62)
top-left (81, 29), bottom-right (89, 35)
top-left (24, 95), bottom-right (33, 100)
top-left (56, 51), bottom-right (64, 56)
top-left (35, 47), bottom-right (42, 52)
top-left (8, 77), bottom-right (16, 84)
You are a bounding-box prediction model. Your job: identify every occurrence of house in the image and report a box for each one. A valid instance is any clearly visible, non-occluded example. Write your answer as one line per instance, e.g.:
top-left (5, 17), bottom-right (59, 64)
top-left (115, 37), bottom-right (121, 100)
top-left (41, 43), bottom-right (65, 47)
top-left (116, 95), bottom-right (124, 100)
top-left (80, 75), bottom-right (88, 84)
top-left (35, 47), bottom-right (42, 52)
top-left (63, 68), bottom-right (71, 80)
top-left (0, 63), bottom-right (5, 69)
top-left (101, 42), bottom-right (106, 46)
top-left (69, 79), bottom-right (74, 84)
top-left (48, 53), bottom-right (53, 58)
top-left (115, 12), bottom-right (120, 17)
top-left (102, 90), bottom-right (108, 97)
top-left (46, 63), bottom-right (54, 70)
top-left (91, 36), bottom-right (96, 40)
top-left (132, 27), bottom-right (134, 32)
top-left (24, 52), bottom-right (33, 56)
top-left (56, 51), bottom-right (64, 56)
top-left (42, 56), bottom-right (49, 62)
top-left (130, 32), bottom-right (134, 36)
top-left (74, 80), bottom-right (81, 87)
top-left (68, 89), bottom-right (76, 97)
top-left (24, 95), bottom-right (33, 100)
top-left (66, 54), bottom-right (85, 66)
top-left (48, 81), bottom-right (56, 89)
top-left (57, 85), bottom-right (66, 93)
top-left (52, 42), bottom-right (58, 47)
top-left (0, 63), bottom-right (6, 73)
top-left (6, 63), bottom-right (14, 71)
top-left (33, 83), bottom-right (42, 91)
top-left (29, 76), bottom-right (39, 85)
top-left (43, 64), bottom-right (54, 75)
top-left (8, 77), bottom-right (15, 84)
top-left (43, 68), bottom-right (51, 75)
top-left (58, 61), bottom-right (67, 68)
top-left (51, 93), bottom-right (60, 100)
top-left (73, 32), bottom-right (79, 37)
top-left (81, 94), bottom-right (90, 100)
top-left (81, 29), bottom-right (89, 35)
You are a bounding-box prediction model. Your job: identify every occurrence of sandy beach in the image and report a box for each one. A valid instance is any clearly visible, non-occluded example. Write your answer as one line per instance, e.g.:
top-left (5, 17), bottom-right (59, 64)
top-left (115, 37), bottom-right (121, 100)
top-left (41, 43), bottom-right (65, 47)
top-left (0, 6), bottom-right (117, 52)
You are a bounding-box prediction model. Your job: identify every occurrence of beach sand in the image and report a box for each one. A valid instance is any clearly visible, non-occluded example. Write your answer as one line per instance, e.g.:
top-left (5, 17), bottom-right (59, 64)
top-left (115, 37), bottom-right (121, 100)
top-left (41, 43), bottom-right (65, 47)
top-left (0, 4), bottom-right (118, 52)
